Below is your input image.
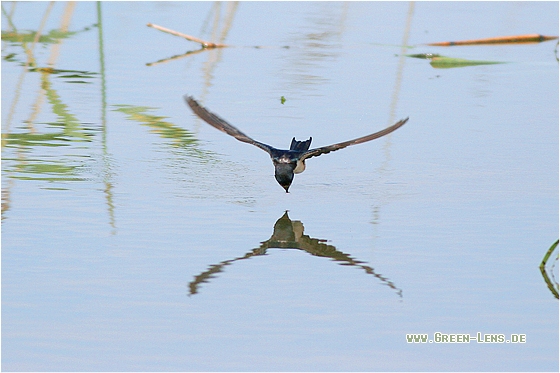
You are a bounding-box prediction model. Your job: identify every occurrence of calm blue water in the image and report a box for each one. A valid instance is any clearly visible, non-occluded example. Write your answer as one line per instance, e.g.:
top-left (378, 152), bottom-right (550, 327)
top-left (2, 1), bottom-right (558, 371)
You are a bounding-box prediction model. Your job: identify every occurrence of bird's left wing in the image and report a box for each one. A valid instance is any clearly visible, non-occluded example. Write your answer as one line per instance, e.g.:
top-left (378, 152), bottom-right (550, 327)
top-left (185, 96), bottom-right (274, 155)
top-left (300, 117), bottom-right (409, 161)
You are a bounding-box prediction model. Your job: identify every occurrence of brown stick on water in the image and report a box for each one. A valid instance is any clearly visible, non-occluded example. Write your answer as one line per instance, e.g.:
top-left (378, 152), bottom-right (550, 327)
top-left (426, 34), bottom-right (558, 46)
top-left (146, 23), bottom-right (228, 48)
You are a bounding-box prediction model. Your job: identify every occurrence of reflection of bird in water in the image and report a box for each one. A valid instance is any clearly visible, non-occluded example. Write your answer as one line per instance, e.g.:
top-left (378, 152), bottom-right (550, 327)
top-left (188, 211), bottom-right (402, 297)
top-left (185, 96), bottom-right (408, 192)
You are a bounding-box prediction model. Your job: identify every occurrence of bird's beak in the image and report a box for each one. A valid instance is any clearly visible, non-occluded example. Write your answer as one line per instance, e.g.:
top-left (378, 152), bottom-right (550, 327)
top-left (283, 185), bottom-right (290, 193)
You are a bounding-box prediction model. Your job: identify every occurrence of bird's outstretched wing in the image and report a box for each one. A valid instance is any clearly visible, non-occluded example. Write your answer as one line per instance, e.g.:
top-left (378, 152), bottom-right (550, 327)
top-left (301, 117), bottom-right (409, 161)
top-left (185, 96), bottom-right (274, 155)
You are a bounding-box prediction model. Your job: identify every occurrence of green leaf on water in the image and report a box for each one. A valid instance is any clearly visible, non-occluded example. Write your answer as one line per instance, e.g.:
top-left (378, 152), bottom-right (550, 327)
top-left (406, 53), bottom-right (505, 69)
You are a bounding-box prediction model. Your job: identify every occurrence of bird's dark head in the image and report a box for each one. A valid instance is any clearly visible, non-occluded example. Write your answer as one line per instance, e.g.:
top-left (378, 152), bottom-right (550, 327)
top-left (274, 161), bottom-right (296, 193)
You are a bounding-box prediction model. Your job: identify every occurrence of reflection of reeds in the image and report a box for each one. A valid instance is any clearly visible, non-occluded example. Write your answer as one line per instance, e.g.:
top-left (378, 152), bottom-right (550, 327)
top-left (540, 240), bottom-right (559, 299)
top-left (2, 2), bottom-right (55, 141)
top-left (199, 2), bottom-right (238, 101)
top-left (2, 2), bottom-right (52, 219)
top-left (1, 178), bottom-right (14, 221)
top-left (387, 1), bottom-right (414, 126)
top-left (145, 48), bottom-right (209, 67)
top-left (113, 105), bottom-right (213, 160)
top-left (29, 1), bottom-right (55, 63)
top-left (97, 1), bottom-right (116, 233)
top-left (2, 1), bottom-right (90, 186)
top-left (1, 1), bottom-right (17, 31)
top-left (372, 1), bottom-right (414, 228)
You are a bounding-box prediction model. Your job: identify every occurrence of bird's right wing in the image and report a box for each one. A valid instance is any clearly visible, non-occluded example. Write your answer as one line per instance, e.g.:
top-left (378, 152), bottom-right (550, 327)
top-left (185, 96), bottom-right (274, 155)
top-left (300, 118), bottom-right (409, 161)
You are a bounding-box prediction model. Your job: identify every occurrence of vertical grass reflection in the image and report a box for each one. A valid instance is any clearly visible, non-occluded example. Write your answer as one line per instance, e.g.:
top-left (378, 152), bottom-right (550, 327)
top-left (112, 105), bottom-right (213, 159)
top-left (540, 240), bottom-right (559, 299)
top-left (2, 2), bottom-right (98, 186)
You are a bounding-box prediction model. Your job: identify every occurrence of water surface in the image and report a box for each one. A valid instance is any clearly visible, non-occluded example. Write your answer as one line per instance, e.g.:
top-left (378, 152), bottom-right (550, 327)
top-left (2, 1), bottom-right (558, 371)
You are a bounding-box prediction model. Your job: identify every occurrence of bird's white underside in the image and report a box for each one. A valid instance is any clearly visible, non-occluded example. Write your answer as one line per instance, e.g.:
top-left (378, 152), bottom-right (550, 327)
top-left (294, 160), bottom-right (306, 174)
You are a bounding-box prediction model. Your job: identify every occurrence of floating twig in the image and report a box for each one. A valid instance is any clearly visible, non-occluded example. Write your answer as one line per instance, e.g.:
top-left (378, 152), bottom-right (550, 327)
top-left (427, 34), bottom-right (558, 46)
top-left (147, 23), bottom-right (228, 48)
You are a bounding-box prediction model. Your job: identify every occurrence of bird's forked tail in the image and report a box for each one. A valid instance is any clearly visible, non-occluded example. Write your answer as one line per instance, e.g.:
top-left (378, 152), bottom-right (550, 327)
top-left (290, 137), bottom-right (312, 151)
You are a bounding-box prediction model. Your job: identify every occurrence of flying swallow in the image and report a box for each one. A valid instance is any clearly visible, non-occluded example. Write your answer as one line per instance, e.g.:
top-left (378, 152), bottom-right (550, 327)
top-left (185, 95), bottom-right (408, 192)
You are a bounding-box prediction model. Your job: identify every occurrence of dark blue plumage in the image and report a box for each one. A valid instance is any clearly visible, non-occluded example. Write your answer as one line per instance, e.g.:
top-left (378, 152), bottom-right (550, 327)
top-left (185, 96), bottom-right (408, 192)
